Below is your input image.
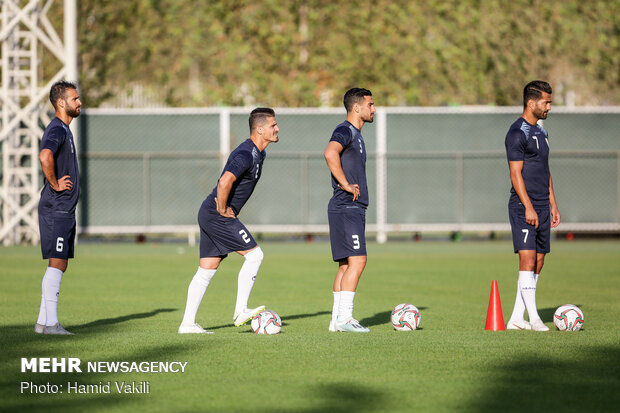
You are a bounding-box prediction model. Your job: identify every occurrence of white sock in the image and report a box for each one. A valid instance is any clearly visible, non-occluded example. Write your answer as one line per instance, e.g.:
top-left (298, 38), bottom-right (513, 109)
top-left (519, 270), bottom-right (541, 322)
top-left (234, 247), bottom-right (264, 316)
top-left (42, 267), bottom-right (63, 326)
top-left (331, 291), bottom-right (341, 323)
top-left (337, 291), bottom-right (355, 322)
top-left (509, 279), bottom-right (526, 322)
top-left (36, 290), bottom-right (46, 325)
top-left (181, 267), bottom-right (216, 325)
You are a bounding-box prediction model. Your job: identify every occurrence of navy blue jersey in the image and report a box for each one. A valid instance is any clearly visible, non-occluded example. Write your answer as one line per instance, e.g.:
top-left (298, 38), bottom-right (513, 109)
top-left (38, 117), bottom-right (80, 215)
top-left (505, 117), bottom-right (550, 207)
top-left (328, 121), bottom-right (368, 211)
top-left (206, 139), bottom-right (265, 215)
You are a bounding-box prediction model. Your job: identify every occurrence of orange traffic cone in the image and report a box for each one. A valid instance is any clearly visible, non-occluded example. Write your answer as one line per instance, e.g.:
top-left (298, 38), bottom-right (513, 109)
top-left (485, 280), bottom-right (506, 330)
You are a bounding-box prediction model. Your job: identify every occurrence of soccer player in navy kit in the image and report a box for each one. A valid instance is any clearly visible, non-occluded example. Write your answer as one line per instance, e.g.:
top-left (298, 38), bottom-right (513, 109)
top-left (35, 81), bottom-right (82, 335)
top-left (179, 108), bottom-right (279, 334)
top-left (324, 88), bottom-right (375, 333)
top-left (505, 80), bottom-right (561, 332)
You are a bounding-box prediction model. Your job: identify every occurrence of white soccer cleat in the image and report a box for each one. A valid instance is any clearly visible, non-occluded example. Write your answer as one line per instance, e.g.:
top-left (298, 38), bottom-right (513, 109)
top-left (506, 319), bottom-right (532, 330)
top-left (44, 323), bottom-right (73, 335)
top-left (530, 319), bottom-right (550, 332)
top-left (34, 323), bottom-right (46, 334)
top-left (233, 305), bottom-right (265, 327)
top-left (328, 320), bottom-right (337, 332)
top-left (337, 318), bottom-right (370, 333)
top-left (178, 323), bottom-right (213, 334)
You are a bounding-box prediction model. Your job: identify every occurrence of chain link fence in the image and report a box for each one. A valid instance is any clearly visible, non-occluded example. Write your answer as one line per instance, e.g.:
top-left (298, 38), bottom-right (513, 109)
top-left (78, 107), bottom-right (620, 241)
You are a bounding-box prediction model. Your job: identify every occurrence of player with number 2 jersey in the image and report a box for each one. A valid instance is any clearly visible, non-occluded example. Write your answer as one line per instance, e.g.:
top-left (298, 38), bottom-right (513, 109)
top-left (178, 108), bottom-right (279, 334)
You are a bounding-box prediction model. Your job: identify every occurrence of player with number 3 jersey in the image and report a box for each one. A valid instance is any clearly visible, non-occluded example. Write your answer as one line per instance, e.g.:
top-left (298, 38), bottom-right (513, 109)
top-left (505, 80), bottom-right (561, 332)
top-left (179, 108), bottom-right (279, 334)
top-left (324, 88), bottom-right (375, 333)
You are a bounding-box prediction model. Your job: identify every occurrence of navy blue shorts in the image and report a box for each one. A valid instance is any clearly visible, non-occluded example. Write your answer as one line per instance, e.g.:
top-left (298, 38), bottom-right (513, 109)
top-left (328, 209), bottom-right (366, 262)
top-left (198, 201), bottom-right (257, 258)
top-left (509, 205), bottom-right (551, 253)
top-left (39, 213), bottom-right (76, 260)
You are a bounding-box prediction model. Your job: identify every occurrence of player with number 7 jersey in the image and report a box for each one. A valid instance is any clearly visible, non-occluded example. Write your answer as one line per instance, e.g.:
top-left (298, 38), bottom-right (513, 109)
top-left (178, 108), bottom-right (280, 334)
top-left (505, 80), bottom-right (561, 332)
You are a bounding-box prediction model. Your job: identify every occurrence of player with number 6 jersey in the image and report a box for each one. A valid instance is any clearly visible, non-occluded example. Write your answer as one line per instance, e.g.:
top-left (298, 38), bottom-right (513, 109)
top-left (324, 88), bottom-right (375, 333)
top-left (35, 81), bottom-right (82, 335)
top-left (505, 80), bottom-right (561, 332)
top-left (178, 108), bottom-right (280, 334)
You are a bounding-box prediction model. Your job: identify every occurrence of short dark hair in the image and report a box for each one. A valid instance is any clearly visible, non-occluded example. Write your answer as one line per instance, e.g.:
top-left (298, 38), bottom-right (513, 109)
top-left (523, 80), bottom-right (552, 108)
top-left (343, 88), bottom-right (372, 112)
top-left (49, 80), bottom-right (78, 110)
top-left (249, 107), bottom-right (275, 132)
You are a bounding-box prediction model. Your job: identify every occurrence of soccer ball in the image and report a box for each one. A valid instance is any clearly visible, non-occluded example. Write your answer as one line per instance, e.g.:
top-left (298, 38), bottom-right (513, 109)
top-left (251, 310), bottom-right (282, 335)
top-left (553, 304), bottom-right (584, 331)
top-left (391, 303), bottom-right (421, 331)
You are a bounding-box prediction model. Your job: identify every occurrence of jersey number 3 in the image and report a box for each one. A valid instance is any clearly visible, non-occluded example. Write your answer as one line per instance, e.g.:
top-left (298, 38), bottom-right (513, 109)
top-left (352, 234), bottom-right (360, 250)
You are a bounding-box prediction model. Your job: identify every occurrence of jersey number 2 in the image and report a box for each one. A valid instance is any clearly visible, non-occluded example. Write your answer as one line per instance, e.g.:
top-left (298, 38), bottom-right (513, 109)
top-left (239, 230), bottom-right (251, 244)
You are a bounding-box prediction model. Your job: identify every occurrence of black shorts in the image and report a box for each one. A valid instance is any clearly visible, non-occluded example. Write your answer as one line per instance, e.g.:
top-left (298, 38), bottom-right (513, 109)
top-left (509, 205), bottom-right (551, 254)
top-left (328, 209), bottom-right (366, 262)
top-left (198, 201), bottom-right (257, 259)
top-left (39, 213), bottom-right (76, 260)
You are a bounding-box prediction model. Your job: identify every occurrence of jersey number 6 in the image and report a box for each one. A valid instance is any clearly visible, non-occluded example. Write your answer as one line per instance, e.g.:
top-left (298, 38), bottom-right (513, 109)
top-left (56, 237), bottom-right (64, 252)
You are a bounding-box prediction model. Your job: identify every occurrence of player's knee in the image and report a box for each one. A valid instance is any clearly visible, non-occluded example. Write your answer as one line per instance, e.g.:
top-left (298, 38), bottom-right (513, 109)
top-left (349, 255), bottom-right (367, 268)
top-left (245, 247), bottom-right (264, 264)
top-left (519, 258), bottom-right (536, 271)
top-left (49, 259), bottom-right (67, 272)
top-left (518, 251), bottom-right (536, 270)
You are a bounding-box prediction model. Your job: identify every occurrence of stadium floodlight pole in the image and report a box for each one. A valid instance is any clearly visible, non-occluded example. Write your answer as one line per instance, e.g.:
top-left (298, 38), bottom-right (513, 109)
top-left (0, 0), bottom-right (78, 245)
top-left (64, 0), bottom-right (78, 84)
top-left (376, 107), bottom-right (387, 244)
top-left (64, 0), bottom-right (79, 241)
top-left (219, 108), bottom-right (231, 169)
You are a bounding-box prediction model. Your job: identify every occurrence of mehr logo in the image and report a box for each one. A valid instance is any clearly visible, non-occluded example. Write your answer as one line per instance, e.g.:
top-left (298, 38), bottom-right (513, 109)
top-left (21, 358), bottom-right (82, 373)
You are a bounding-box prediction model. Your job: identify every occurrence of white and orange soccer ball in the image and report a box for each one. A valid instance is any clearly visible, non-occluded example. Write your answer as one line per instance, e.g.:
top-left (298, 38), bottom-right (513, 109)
top-left (251, 310), bottom-right (282, 335)
top-left (553, 304), bottom-right (584, 331)
top-left (391, 303), bottom-right (421, 331)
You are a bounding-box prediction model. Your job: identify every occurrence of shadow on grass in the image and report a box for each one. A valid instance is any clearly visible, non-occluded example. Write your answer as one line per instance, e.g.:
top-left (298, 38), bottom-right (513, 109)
top-left (281, 310), bottom-right (331, 327)
top-left (72, 308), bottom-right (177, 332)
top-left (360, 306), bottom-right (428, 327)
top-left (0, 308), bottom-right (179, 367)
top-left (206, 310), bottom-right (331, 330)
top-left (261, 382), bottom-right (386, 413)
top-left (466, 345), bottom-right (620, 412)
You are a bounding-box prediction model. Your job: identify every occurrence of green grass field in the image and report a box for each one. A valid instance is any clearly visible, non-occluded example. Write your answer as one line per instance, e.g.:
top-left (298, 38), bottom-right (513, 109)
top-left (1, 240), bottom-right (619, 412)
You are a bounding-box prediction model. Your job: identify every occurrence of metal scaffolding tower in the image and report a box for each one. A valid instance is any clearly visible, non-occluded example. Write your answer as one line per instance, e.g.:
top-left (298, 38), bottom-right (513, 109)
top-left (0, 0), bottom-right (77, 245)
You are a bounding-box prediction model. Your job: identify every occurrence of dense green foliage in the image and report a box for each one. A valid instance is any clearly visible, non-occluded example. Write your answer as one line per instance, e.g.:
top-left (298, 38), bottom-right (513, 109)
top-left (53, 1), bottom-right (620, 107)
top-left (2, 241), bottom-right (620, 412)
